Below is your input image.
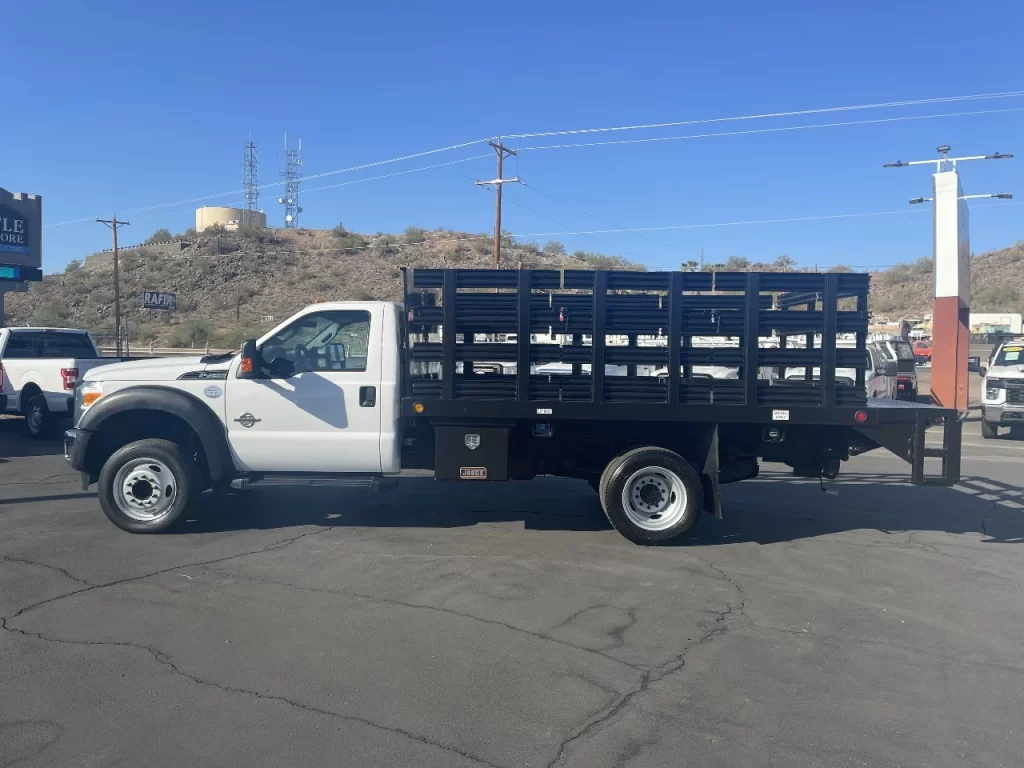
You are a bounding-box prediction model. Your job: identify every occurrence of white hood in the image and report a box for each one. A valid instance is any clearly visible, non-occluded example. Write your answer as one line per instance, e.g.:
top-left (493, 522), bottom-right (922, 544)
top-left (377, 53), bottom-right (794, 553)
top-left (988, 363), bottom-right (1024, 379)
top-left (84, 356), bottom-right (211, 382)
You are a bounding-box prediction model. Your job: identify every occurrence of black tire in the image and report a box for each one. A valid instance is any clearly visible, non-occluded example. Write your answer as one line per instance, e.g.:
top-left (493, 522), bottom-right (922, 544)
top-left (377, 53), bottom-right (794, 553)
top-left (981, 420), bottom-right (998, 440)
top-left (97, 439), bottom-right (199, 533)
top-left (24, 394), bottom-right (55, 440)
top-left (601, 447), bottom-right (703, 545)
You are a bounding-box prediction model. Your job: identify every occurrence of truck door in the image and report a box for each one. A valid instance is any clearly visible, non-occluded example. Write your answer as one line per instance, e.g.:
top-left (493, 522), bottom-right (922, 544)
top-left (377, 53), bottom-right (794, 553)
top-left (225, 306), bottom-right (383, 473)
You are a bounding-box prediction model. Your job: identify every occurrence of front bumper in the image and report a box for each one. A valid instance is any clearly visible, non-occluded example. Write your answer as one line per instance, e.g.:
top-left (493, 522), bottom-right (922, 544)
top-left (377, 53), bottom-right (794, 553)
top-left (64, 428), bottom-right (94, 488)
top-left (982, 404), bottom-right (1024, 426)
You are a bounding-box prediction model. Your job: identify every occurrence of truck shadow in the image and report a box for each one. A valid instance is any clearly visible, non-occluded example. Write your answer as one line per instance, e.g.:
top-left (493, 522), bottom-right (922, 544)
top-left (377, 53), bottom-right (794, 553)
top-left (187, 477), bottom-right (611, 535)
top-left (182, 472), bottom-right (1024, 545)
top-left (681, 471), bottom-right (1024, 546)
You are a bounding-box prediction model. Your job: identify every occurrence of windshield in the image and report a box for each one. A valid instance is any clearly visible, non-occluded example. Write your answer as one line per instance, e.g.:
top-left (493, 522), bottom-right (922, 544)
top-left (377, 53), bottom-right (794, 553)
top-left (993, 344), bottom-right (1024, 367)
top-left (892, 341), bottom-right (915, 361)
top-left (3, 330), bottom-right (96, 358)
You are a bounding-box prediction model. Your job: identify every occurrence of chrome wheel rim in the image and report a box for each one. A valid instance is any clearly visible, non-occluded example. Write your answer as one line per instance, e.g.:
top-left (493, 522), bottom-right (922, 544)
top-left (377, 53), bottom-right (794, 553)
top-left (27, 404), bottom-right (43, 433)
top-left (620, 466), bottom-right (687, 531)
top-left (113, 458), bottom-right (178, 521)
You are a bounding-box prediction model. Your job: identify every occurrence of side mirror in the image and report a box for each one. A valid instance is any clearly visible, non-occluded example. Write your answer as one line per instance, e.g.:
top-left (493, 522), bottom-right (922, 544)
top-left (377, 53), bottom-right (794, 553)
top-left (980, 364), bottom-right (987, 377)
top-left (968, 356), bottom-right (981, 373)
top-left (238, 339), bottom-right (261, 379)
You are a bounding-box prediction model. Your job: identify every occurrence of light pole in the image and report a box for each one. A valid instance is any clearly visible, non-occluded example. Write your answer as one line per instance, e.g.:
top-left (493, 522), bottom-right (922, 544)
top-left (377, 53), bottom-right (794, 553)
top-left (909, 193), bottom-right (1012, 204)
top-left (884, 145), bottom-right (1014, 412)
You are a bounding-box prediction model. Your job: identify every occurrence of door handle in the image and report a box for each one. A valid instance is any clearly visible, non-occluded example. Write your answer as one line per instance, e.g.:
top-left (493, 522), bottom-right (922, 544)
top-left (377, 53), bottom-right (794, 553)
top-left (359, 386), bottom-right (377, 407)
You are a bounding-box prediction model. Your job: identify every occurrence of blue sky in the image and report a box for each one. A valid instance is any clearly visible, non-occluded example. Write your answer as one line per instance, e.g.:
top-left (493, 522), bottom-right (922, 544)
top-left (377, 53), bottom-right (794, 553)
top-left (6, 0), bottom-right (1022, 273)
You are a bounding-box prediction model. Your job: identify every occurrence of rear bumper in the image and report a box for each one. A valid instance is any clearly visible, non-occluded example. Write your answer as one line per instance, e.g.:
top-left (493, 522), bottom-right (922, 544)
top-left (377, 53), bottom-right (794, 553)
top-left (982, 404), bottom-right (1024, 426)
top-left (46, 393), bottom-right (75, 414)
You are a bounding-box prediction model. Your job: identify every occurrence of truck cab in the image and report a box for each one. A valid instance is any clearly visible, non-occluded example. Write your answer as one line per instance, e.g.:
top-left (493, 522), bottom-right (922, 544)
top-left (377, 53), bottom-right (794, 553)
top-left (72, 301), bottom-right (404, 473)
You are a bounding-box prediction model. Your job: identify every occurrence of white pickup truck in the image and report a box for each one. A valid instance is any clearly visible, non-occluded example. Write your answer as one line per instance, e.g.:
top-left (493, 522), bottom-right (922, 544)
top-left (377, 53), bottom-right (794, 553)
top-left (0, 327), bottom-right (113, 438)
top-left (981, 339), bottom-right (1024, 438)
top-left (64, 268), bottom-right (961, 545)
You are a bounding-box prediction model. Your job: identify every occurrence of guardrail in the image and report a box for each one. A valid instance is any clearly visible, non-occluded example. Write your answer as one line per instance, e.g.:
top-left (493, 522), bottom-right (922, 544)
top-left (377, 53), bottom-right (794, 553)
top-left (97, 345), bottom-right (234, 358)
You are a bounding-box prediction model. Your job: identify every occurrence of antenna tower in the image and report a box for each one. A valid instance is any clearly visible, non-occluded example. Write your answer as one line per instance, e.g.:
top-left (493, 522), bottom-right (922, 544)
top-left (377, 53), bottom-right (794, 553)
top-left (242, 138), bottom-right (259, 225)
top-left (279, 133), bottom-right (303, 228)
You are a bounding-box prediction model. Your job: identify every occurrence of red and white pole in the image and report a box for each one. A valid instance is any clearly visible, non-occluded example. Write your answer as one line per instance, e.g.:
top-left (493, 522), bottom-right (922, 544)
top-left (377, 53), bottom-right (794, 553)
top-left (930, 169), bottom-right (970, 413)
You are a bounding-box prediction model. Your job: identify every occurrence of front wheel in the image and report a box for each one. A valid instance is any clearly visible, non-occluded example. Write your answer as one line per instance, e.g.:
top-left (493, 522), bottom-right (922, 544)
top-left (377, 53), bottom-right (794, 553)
top-left (97, 439), bottom-right (199, 533)
top-left (981, 420), bottom-right (999, 439)
top-left (601, 447), bottom-right (703, 545)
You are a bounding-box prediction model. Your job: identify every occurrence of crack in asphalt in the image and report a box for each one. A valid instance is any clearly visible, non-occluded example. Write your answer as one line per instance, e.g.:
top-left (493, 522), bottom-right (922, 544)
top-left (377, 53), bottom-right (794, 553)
top-left (200, 565), bottom-right (646, 673)
top-left (545, 556), bottom-right (747, 768)
top-left (0, 617), bottom-right (502, 768)
top-left (1, 525), bottom-right (507, 767)
top-left (980, 500), bottom-right (994, 539)
top-left (0, 555), bottom-right (94, 587)
top-left (3, 526), bottom-right (334, 623)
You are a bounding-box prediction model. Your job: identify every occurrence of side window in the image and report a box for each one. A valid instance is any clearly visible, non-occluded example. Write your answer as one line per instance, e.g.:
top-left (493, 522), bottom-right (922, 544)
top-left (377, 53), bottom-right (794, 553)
top-left (259, 310), bottom-right (371, 374)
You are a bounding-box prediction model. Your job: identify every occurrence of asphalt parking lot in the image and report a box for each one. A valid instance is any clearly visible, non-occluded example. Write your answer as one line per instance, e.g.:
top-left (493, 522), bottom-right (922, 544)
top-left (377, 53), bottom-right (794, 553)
top-left (2, 400), bottom-right (1023, 767)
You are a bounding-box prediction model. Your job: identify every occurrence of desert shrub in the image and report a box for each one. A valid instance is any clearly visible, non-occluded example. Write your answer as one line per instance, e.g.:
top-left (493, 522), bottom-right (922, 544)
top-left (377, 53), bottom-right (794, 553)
top-left (403, 226), bottom-right (426, 244)
top-left (145, 229), bottom-right (173, 244)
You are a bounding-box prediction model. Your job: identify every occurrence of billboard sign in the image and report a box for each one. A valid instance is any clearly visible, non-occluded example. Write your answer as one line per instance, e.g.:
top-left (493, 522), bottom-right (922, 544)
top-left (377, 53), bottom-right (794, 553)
top-left (143, 290), bottom-right (177, 310)
top-left (0, 206), bottom-right (29, 255)
top-left (0, 188), bottom-right (42, 273)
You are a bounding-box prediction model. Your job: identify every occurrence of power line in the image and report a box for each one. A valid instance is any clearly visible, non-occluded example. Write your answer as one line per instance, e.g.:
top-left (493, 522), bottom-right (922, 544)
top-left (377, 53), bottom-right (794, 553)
top-left (500, 190), bottom-right (642, 260)
top-left (517, 107), bottom-right (1024, 152)
top-left (45, 137), bottom-right (492, 228)
top-left (94, 155), bottom-right (496, 229)
top-left (510, 199), bottom-right (1020, 238)
top-left (519, 181), bottom-right (686, 254)
top-left (42, 90), bottom-right (1024, 229)
top-left (506, 89), bottom-right (1024, 140)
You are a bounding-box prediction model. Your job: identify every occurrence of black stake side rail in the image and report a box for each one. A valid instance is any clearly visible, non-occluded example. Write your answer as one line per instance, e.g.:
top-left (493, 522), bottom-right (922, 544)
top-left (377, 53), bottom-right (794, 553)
top-left (402, 268), bottom-right (871, 408)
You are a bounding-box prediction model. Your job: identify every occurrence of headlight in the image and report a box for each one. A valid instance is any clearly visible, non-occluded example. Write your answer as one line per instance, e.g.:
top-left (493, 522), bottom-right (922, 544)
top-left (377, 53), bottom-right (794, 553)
top-left (985, 378), bottom-right (1005, 400)
top-left (74, 382), bottom-right (103, 425)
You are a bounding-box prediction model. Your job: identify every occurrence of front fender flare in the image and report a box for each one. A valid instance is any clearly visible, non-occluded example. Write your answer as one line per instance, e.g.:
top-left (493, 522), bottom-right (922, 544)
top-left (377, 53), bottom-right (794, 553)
top-left (78, 385), bottom-right (234, 483)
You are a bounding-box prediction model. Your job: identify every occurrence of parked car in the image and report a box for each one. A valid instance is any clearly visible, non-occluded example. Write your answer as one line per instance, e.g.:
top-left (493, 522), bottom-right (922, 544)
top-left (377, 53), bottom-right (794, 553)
top-left (879, 339), bottom-right (918, 400)
top-left (0, 327), bottom-right (117, 438)
top-left (911, 339), bottom-right (932, 365)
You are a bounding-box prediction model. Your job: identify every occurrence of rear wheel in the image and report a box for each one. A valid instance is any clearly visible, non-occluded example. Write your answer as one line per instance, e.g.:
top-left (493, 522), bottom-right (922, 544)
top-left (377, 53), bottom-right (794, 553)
top-left (24, 394), bottom-right (55, 440)
top-left (981, 420), bottom-right (999, 439)
top-left (601, 447), bottom-right (703, 545)
top-left (97, 439), bottom-right (199, 533)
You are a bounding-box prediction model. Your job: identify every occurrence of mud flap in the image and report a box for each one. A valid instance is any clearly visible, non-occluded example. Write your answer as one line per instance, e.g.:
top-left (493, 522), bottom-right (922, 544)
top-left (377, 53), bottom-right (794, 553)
top-left (698, 424), bottom-right (722, 518)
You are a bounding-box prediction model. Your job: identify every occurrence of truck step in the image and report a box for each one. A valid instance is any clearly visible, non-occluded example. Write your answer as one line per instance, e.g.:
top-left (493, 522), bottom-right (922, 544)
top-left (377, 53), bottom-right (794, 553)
top-left (230, 473), bottom-right (398, 491)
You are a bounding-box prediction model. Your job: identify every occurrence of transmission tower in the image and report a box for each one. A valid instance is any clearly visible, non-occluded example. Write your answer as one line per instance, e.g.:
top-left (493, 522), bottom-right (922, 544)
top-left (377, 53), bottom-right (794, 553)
top-left (279, 133), bottom-right (302, 228)
top-left (242, 138), bottom-right (259, 225)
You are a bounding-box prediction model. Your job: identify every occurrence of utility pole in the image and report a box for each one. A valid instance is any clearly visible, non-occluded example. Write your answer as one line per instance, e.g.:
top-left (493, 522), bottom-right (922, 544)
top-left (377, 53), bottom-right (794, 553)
top-left (97, 216), bottom-right (130, 356)
top-left (475, 140), bottom-right (520, 268)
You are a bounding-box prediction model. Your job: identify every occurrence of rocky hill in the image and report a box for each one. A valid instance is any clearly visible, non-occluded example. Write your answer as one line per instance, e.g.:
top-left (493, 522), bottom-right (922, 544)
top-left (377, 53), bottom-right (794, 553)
top-left (4, 226), bottom-right (640, 348)
top-left (6, 225), bottom-right (1023, 347)
top-left (866, 242), bottom-right (1024, 318)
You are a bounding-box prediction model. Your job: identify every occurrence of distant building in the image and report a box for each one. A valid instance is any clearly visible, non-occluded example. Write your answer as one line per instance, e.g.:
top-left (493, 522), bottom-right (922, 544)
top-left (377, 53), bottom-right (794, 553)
top-left (969, 312), bottom-right (1023, 334)
top-left (195, 206), bottom-right (266, 232)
